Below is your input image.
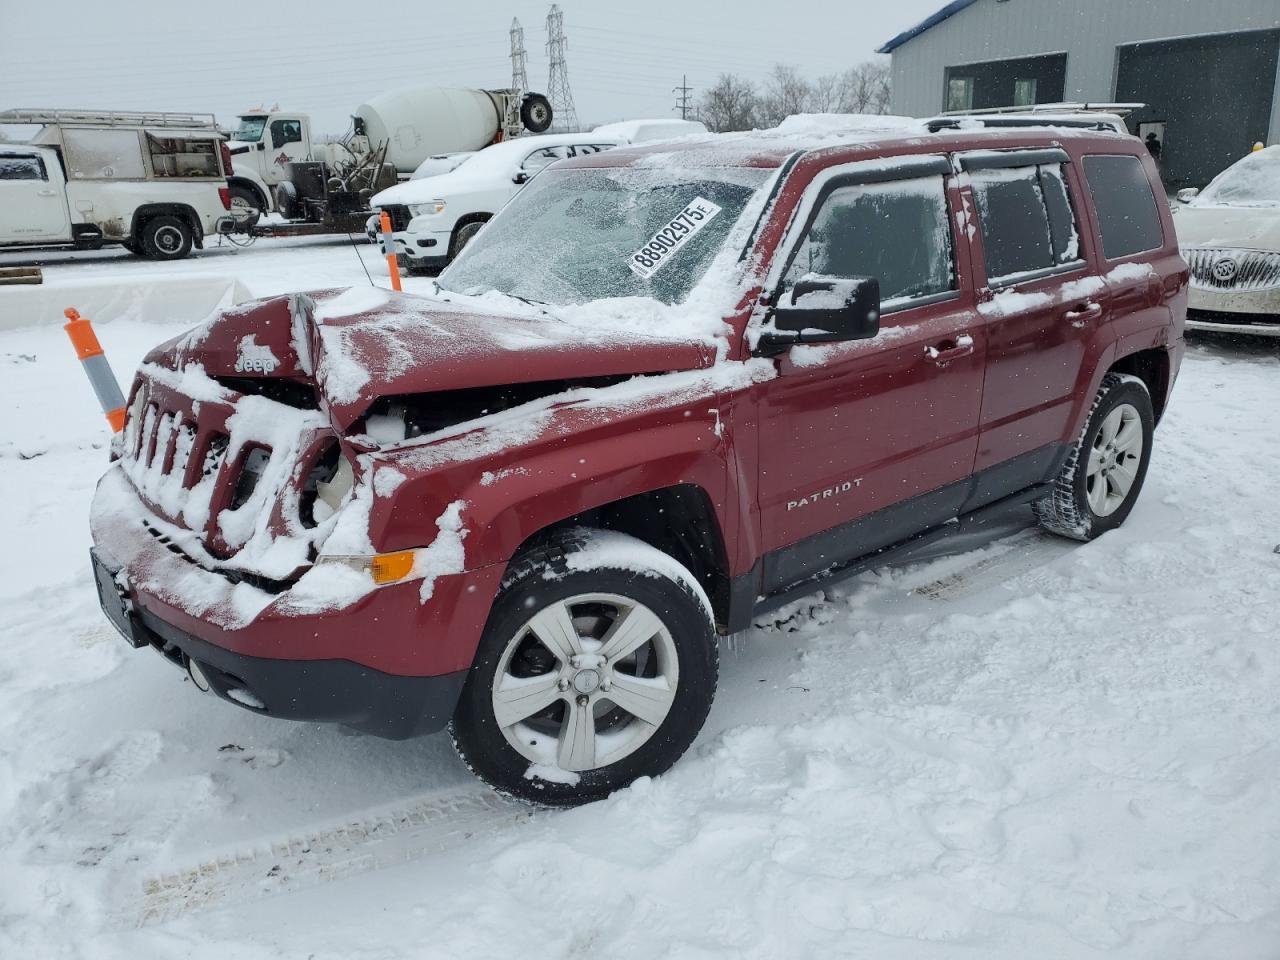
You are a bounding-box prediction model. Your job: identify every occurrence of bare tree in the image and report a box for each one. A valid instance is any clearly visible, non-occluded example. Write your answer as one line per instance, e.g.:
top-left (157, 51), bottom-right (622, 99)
top-left (841, 61), bottom-right (892, 115)
top-left (808, 74), bottom-right (844, 113)
top-left (698, 74), bottom-right (759, 133)
top-left (759, 64), bottom-right (812, 127)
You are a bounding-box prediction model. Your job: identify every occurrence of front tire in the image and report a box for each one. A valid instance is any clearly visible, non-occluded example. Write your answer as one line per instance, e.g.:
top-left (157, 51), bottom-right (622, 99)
top-left (1034, 373), bottom-right (1154, 541)
top-left (138, 215), bottom-right (193, 260)
top-left (447, 219), bottom-right (486, 261)
top-left (450, 531), bottom-right (718, 807)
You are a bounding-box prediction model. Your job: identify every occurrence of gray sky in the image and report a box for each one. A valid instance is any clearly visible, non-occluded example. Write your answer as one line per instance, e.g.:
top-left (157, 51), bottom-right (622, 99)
top-left (1, 0), bottom-right (941, 135)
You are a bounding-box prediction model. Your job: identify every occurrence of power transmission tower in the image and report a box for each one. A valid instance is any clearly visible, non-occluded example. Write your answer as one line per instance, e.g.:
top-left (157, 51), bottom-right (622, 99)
top-left (673, 75), bottom-right (693, 120)
top-left (509, 18), bottom-right (528, 93)
top-left (545, 4), bottom-right (579, 133)
top-left (503, 17), bottom-right (528, 137)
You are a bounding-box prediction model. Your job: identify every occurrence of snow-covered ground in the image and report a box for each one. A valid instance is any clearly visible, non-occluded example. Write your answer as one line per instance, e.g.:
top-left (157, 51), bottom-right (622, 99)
top-left (2, 244), bottom-right (1279, 958)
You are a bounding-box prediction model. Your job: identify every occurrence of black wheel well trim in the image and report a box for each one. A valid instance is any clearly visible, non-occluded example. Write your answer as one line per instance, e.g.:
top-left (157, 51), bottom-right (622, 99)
top-left (452, 212), bottom-right (492, 239)
top-left (130, 203), bottom-right (201, 242)
top-left (1108, 347), bottom-right (1171, 423)
top-left (227, 177), bottom-right (269, 210)
top-left (509, 483), bottom-right (734, 632)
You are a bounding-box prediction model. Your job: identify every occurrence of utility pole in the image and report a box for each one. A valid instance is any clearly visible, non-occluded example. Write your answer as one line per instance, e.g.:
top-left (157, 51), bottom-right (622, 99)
top-left (673, 75), bottom-right (693, 120)
top-left (545, 4), bottom-right (579, 133)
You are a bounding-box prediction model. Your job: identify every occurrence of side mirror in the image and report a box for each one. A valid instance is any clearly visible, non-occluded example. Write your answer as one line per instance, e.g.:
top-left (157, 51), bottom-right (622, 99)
top-left (1176, 187), bottom-right (1199, 204)
top-left (256, 142), bottom-right (266, 151)
top-left (513, 171), bottom-right (530, 185)
top-left (759, 275), bottom-right (880, 353)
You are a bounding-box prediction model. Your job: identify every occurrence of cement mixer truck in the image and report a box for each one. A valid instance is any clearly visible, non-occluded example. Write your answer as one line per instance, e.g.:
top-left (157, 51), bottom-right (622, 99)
top-left (225, 86), bottom-right (551, 235)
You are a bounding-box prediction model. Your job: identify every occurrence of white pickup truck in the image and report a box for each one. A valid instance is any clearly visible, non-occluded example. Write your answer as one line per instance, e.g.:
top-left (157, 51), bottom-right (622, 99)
top-left (0, 109), bottom-right (233, 260)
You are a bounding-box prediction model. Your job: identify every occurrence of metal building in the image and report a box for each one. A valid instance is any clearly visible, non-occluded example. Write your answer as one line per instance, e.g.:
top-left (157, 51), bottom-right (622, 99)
top-left (879, 0), bottom-right (1280, 188)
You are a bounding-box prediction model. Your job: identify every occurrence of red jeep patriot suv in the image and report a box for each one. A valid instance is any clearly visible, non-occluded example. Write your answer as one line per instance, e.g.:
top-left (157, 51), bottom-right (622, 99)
top-left (90, 121), bottom-right (1186, 805)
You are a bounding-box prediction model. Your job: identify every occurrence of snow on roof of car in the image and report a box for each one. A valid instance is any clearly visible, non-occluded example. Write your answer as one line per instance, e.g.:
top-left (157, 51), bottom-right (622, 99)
top-left (560, 113), bottom-right (1123, 170)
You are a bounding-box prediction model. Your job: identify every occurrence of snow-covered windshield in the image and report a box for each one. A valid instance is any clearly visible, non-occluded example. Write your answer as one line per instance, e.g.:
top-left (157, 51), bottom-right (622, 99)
top-left (437, 165), bottom-right (772, 306)
top-left (1194, 147), bottom-right (1280, 207)
top-left (233, 116), bottom-right (267, 142)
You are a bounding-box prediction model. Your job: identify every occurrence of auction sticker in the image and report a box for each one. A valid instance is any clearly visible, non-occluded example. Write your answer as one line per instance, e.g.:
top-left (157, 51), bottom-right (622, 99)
top-left (629, 197), bottom-right (722, 279)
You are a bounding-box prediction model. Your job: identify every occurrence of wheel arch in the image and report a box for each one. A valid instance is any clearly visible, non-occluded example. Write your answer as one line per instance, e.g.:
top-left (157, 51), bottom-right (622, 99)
top-left (130, 203), bottom-right (202, 248)
top-left (450, 211), bottom-right (492, 244)
top-left (227, 175), bottom-right (269, 212)
top-left (1108, 347), bottom-right (1172, 424)
top-left (510, 483), bottom-right (734, 631)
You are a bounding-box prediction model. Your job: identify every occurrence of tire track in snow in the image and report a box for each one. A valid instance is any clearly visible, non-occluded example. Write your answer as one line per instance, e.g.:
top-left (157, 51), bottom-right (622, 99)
top-left (126, 787), bottom-right (525, 927)
top-left (910, 529), bottom-right (1074, 602)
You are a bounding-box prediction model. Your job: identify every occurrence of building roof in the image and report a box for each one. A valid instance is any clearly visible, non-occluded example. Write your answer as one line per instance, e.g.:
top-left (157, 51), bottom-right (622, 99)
top-left (877, 0), bottom-right (981, 54)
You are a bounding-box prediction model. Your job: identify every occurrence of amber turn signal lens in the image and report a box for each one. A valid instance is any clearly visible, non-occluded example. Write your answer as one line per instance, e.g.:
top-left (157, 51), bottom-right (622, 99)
top-left (369, 550), bottom-right (415, 584)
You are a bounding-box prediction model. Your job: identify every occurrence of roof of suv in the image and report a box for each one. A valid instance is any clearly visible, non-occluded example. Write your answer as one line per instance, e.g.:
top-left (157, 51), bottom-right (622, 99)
top-left (560, 114), bottom-right (1132, 171)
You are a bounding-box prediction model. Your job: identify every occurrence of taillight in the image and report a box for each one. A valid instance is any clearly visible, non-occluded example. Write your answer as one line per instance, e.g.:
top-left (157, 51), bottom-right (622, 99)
top-left (220, 141), bottom-right (233, 176)
top-left (218, 186), bottom-right (231, 210)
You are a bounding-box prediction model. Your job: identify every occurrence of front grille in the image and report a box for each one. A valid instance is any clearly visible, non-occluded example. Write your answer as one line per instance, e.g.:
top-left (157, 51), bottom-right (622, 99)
top-left (1185, 247), bottom-right (1280, 291)
top-left (380, 203), bottom-right (411, 232)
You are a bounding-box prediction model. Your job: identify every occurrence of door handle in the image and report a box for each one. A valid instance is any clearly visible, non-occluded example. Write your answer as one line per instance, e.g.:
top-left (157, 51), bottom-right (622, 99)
top-left (925, 333), bottom-right (974, 364)
top-left (37, 189), bottom-right (57, 197)
top-left (1064, 302), bottom-right (1102, 327)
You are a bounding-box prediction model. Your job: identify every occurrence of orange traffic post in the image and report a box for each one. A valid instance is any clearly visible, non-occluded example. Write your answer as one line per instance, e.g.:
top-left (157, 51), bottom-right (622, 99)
top-left (63, 308), bottom-right (127, 432)
top-left (379, 211), bottom-right (403, 292)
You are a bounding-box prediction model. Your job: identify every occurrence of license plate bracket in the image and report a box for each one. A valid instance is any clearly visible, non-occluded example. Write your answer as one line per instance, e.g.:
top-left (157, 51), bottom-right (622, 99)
top-left (90, 548), bottom-right (149, 649)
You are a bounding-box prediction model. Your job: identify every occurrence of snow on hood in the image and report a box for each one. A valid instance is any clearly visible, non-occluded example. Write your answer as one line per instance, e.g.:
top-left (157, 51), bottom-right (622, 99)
top-left (144, 286), bottom-right (718, 432)
top-left (1173, 204), bottom-right (1280, 251)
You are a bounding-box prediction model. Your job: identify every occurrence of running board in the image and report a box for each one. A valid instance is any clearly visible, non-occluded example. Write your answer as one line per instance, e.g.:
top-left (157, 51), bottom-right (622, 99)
top-left (751, 481), bottom-right (1054, 618)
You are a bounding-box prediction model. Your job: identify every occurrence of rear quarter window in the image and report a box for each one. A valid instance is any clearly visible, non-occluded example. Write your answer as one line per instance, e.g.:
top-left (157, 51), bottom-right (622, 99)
top-left (1082, 154), bottom-right (1164, 260)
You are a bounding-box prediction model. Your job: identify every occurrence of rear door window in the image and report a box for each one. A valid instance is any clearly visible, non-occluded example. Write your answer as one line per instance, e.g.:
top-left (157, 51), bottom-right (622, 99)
top-left (969, 163), bottom-right (1081, 285)
top-left (0, 154), bottom-right (47, 180)
top-left (783, 175), bottom-right (956, 308)
top-left (1082, 154), bottom-right (1164, 259)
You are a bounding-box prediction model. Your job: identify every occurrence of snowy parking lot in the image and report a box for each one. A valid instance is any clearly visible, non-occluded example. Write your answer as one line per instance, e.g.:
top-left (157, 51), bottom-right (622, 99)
top-left (2, 243), bottom-right (1280, 958)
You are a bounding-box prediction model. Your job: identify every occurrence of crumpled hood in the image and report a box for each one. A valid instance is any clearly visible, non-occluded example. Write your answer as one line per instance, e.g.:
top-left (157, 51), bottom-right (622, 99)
top-left (143, 287), bottom-right (716, 431)
top-left (1173, 204), bottom-right (1280, 250)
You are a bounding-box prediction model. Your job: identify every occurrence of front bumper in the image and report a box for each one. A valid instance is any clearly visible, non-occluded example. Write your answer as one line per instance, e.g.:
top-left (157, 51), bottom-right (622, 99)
top-left (367, 221), bottom-right (450, 265)
top-left (1186, 285), bottom-right (1280, 336)
top-left (93, 545), bottom-right (465, 738)
top-left (89, 466), bottom-right (503, 737)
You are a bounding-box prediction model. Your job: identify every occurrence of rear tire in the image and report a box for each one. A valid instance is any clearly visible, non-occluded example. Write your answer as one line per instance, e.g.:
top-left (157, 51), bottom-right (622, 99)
top-left (138, 215), bottom-right (193, 260)
top-left (229, 183), bottom-right (264, 221)
top-left (520, 94), bottom-right (553, 134)
top-left (1034, 373), bottom-right (1154, 541)
top-left (450, 530), bottom-right (718, 807)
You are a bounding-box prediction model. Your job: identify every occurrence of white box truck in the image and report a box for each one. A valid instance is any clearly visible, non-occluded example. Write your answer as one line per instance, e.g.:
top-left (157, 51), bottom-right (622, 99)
top-left (0, 109), bottom-right (234, 260)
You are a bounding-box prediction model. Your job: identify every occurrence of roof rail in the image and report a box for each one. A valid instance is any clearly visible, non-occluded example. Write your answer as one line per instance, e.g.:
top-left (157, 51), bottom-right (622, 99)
top-left (0, 108), bottom-right (221, 129)
top-left (941, 102), bottom-right (1144, 118)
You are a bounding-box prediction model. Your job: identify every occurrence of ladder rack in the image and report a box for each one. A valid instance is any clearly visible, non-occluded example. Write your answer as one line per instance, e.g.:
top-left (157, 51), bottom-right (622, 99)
top-left (0, 108), bottom-right (220, 129)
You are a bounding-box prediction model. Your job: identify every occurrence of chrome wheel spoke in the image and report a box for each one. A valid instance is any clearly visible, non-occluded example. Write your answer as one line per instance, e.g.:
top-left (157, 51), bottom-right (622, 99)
top-left (1087, 474), bottom-right (1108, 514)
top-left (527, 601), bottom-right (584, 662)
top-left (597, 604), bottom-right (664, 663)
top-left (493, 672), bottom-right (563, 728)
top-left (1099, 408), bottom-right (1122, 445)
top-left (1113, 416), bottom-right (1142, 454)
top-left (557, 698), bottom-right (597, 771)
top-left (1109, 461), bottom-right (1137, 498)
top-left (604, 673), bottom-right (675, 726)
top-left (1087, 444), bottom-right (1105, 476)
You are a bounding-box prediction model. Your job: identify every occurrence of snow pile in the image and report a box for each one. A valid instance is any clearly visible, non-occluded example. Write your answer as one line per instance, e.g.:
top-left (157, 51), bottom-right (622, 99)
top-left (1194, 145), bottom-right (1280, 207)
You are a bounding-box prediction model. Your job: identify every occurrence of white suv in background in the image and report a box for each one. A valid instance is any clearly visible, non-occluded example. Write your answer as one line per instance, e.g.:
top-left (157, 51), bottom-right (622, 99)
top-left (368, 133), bottom-right (622, 273)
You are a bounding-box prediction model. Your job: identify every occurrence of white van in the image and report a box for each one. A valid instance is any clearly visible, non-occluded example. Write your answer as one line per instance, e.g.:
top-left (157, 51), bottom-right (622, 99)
top-left (0, 109), bottom-right (233, 260)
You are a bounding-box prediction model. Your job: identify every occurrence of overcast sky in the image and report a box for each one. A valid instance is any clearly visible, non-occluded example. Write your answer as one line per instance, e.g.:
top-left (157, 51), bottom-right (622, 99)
top-left (1, 0), bottom-right (941, 135)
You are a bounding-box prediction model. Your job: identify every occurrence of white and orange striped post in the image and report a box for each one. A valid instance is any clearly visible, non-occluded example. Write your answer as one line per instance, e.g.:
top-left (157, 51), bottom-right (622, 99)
top-left (63, 308), bottom-right (126, 432)
top-left (379, 210), bottom-right (403, 292)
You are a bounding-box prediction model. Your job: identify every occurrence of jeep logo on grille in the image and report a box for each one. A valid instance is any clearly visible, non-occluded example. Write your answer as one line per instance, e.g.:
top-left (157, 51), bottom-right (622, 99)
top-left (1211, 256), bottom-right (1239, 283)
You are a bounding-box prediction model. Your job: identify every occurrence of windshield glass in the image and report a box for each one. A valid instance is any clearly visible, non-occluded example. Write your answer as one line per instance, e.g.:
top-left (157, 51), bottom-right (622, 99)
top-left (437, 165), bottom-right (772, 306)
top-left (1195, 147), bottom-right (1280, 207)
top-left (233, 116), bottom-right (267, 142)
